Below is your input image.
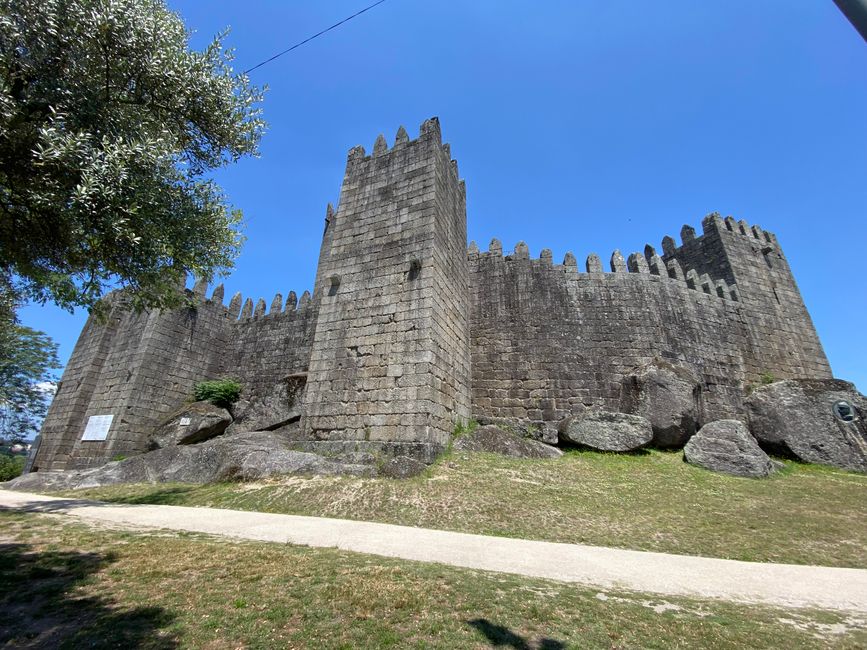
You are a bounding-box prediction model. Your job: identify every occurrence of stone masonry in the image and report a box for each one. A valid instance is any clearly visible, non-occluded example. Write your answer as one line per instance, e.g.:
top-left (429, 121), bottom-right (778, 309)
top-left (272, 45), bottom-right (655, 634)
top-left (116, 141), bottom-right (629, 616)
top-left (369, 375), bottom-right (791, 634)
top-left (30, 118), bottom-right (832, 471)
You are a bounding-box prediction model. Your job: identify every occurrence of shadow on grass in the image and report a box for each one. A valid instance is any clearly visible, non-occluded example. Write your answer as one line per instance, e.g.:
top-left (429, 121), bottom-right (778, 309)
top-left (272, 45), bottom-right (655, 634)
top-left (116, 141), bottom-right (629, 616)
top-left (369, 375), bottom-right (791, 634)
top-left (468, 618), bottom-right (565, 649)
top-left (0, 542), bottom-right (177, 649)
top-left (95, 486), bottom-right (199, 506)
top-left (559, 445), bottom-right (651, 457)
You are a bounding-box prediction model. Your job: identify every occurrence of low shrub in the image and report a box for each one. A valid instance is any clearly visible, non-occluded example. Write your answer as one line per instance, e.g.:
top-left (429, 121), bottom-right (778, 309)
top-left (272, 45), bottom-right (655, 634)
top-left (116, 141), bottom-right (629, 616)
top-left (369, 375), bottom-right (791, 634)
top-left (194, 379), bottom-right (242, 408)
top-left (0, 454), bottom-right (25, 482)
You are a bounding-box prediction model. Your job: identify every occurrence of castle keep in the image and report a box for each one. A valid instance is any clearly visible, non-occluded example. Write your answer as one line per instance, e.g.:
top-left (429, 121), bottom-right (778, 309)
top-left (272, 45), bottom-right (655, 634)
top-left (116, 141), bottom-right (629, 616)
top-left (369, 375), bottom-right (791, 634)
top-left (31, 118), bottom-right (832, 471)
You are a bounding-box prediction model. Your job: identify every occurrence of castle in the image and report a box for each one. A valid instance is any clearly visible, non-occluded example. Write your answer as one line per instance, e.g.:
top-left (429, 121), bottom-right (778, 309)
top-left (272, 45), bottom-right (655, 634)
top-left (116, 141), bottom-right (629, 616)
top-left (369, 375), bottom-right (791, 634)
top-left (30, 118), bottom-right (832, 471)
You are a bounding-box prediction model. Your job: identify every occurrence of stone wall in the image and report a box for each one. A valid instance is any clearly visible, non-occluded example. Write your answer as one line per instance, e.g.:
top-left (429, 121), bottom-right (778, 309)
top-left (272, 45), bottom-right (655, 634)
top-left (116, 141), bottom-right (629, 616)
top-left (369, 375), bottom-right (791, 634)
top-left (32, 284), bottom-right (316, 471)
top-left (35, 290), bottom-right (232, 470)
top-left (469, 244), bottom-right (749, 428)
top-left (228, 290), bottom-right (317, 397)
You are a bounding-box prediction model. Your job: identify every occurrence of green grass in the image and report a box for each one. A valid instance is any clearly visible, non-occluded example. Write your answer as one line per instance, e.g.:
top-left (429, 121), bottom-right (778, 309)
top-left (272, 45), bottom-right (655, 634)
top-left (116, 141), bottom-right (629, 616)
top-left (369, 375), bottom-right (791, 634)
top-left (0, 511), bottom-right (863, 649)
top-left (55, 449), bottom-right (867, 568)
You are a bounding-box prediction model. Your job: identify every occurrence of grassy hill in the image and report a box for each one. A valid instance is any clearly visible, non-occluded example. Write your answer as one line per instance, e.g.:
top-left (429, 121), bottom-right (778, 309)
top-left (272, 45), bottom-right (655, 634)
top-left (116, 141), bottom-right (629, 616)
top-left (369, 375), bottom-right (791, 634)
top-left (58, 448), bottom-right (867, 568)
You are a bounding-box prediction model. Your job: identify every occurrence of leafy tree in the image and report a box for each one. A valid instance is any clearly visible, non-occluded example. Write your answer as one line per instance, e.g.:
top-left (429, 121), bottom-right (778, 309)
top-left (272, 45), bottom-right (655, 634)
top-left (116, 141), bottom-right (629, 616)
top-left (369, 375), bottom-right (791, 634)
top-left (0, 453), bottom-right (25, 481)
top-left (0, 290), bottom-right (59, 442)
top-left (0, 0), bottom-right (265, 313)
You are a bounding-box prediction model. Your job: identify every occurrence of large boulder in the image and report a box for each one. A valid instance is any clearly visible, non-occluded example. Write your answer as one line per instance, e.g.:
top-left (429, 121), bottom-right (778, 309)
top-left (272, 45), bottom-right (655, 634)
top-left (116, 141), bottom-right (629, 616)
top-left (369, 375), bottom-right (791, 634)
top-left (558, 411), bottom-right (652, 452)
top-left (453, 425), bottom-right (563, 459)
top-left (684, 420), bottom-right (775, 478)
top-left (4, 431), bottom-right (374, 491)
top-left (227, 373), bottom-right (306, 434)
top-left (474, 416), bottom-right (558, 445)
top-left (745, 379), bottom-right (867, 473)
top-left (148, 401), bottom-right (232, 449)
top-left (619, 359), bottom-right (702, 448)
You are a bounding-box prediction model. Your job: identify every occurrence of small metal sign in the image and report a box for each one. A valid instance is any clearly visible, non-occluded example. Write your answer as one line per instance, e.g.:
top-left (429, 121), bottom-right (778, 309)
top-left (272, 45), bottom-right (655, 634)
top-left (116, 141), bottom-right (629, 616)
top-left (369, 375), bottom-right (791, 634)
top-left (179, 417), bottom-right (192, 426)
top-left (81, 414), bottom-right (114, 441)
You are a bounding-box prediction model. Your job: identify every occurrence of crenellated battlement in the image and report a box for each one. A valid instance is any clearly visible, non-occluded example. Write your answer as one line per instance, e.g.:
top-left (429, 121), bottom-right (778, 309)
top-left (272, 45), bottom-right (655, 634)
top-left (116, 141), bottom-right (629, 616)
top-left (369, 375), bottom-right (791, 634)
top-left (344, 118), bottom-right (464, 189)
top-left (659, 213), bottom-right (779, 254)
top-left (183, 278), bottom-right (314, 323)
top-left (466, 232), bottom-right (741, 302)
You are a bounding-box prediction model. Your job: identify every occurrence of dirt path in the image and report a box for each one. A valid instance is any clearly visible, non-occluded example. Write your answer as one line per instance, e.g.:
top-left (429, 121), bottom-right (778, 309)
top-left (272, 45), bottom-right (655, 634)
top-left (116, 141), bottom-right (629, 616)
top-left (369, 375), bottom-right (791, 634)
top-left (2, 489), bottom-right (865, 613)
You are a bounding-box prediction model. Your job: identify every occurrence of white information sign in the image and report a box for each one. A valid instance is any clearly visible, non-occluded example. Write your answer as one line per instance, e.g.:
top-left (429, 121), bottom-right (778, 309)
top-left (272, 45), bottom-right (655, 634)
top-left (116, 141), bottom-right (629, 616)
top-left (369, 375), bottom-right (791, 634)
top-left (81, 414), bottom-right (114, 441)
top-left (179, 417), bottom-right (192, 426)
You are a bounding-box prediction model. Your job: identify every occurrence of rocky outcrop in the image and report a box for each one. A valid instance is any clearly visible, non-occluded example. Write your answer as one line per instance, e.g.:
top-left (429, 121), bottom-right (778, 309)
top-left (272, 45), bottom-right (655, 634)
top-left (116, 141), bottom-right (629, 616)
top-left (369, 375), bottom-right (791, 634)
top-left (619, 359), bottom-right (702, 448)
top-left (453, 425), bottom-right (563, 459)
top-left (148, 401), bottom-right (232, 449)
top-left (474, 417), bottom-right (558, 445)
top-left (746, 379), bottom-right (867, 473)
top-left (5, 431), bottom-right (374, 491)
top-left (227, 373), bottom-right (306, 434)
top-left (684, 420), bottom-right (775, 478)
top-left (558, 411), bottom-right (653, 452)
top-left (379, 455), bottom-right (428, 479)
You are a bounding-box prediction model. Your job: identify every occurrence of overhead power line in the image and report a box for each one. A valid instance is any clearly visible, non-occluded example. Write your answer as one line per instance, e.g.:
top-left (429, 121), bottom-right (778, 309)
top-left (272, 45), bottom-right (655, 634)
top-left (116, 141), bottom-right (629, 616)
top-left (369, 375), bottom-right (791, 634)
top-left (243, 0), bottom-right (389, 74)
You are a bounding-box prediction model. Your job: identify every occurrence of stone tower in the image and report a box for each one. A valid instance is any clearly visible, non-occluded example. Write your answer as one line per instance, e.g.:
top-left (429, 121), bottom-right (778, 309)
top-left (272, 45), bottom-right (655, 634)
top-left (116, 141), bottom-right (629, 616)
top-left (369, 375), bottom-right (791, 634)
top-left (661, 214), bottom-right (831, 383)
top-left (300, 118), bottom-right (472, 461)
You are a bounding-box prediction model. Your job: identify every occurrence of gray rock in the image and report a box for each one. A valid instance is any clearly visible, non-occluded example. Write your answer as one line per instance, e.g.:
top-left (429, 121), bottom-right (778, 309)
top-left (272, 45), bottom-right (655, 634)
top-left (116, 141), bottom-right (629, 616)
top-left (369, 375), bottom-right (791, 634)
top-left (4, 431), bottom-right (374, 491)
top-left (227, 373), bottom-right (306, 434)
top-left (683, 420), bottom-right (775, 478)
top-left (148, 401), bottom-right (232, 449)
top-left (746, 379), bottom-right (867, 473)
top-left (453, 425), bottom-right (562, 459)
top-left (558, 411), bottom-right (653, 452)
top-left (475, 416), bottom-right (558, 445)
top-left (379, 455), bottom-right (428, 479)
top-left (619, 359), bottom-right (702, 448)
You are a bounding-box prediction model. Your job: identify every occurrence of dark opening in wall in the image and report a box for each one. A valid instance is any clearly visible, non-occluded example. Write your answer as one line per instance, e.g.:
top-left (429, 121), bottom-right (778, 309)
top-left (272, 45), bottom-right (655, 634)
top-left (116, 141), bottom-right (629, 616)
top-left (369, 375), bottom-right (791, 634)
top-left (832, 400), bottom-right (857, 423)
top-left (762, 246), bottom-right (775, 269)
top-left (328, 275), bottom-right (341, 296)
top-left (408, 260), bottom-right (421, 281)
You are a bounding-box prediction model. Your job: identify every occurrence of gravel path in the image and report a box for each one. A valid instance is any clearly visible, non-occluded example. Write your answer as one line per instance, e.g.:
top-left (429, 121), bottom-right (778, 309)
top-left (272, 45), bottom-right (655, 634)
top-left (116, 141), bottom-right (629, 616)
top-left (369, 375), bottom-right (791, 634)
top-left (2, 489), bottom-right (865, 613)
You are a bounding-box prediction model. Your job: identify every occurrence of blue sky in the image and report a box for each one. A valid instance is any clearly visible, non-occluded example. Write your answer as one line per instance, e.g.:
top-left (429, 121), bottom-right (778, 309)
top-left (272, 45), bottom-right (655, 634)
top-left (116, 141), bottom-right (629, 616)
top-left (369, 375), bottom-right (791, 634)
top-left (21, 0), bottom-right (866, 391)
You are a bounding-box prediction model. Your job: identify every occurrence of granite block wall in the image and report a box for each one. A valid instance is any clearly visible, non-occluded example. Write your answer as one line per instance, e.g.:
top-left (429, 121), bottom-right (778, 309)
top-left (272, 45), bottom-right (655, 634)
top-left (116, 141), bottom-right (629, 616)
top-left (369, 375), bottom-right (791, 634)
top-left (301, 119), bottom-right (471, 458)
top-left (32, 284), bottom-right (316, 470)
top-left (662, 214), bottom-right (831, 383)
top-left (229, 290), bottom-right (317, 396)
top-left (469, 243), bottom-right (750, 427)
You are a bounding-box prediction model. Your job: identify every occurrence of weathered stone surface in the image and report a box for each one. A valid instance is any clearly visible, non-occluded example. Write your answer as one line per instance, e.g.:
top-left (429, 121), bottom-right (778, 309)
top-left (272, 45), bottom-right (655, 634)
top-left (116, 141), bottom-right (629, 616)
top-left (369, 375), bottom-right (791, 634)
top-left (453, 425), bottom-right (562, 459)
top-left (746, 379), bottom-right (867, 473)
top-left (619, 359), bottom-right (702, 448)
top-left (474, 416), bottom-right (558, 445)
top-left (5, 432), bottom-right (373, 491)
top-left (558, 412), bottom-right (652, 452)
top-left (301, 116), bottom-right (471, 463)
top-left (148, 401), bottom-right (232, 449)
top-left (683, 419), bottom-right (775, 478)
top-left (379, 455), bottom-right (428, 479)
top-left (228, 373), bottom-right (306, 434)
